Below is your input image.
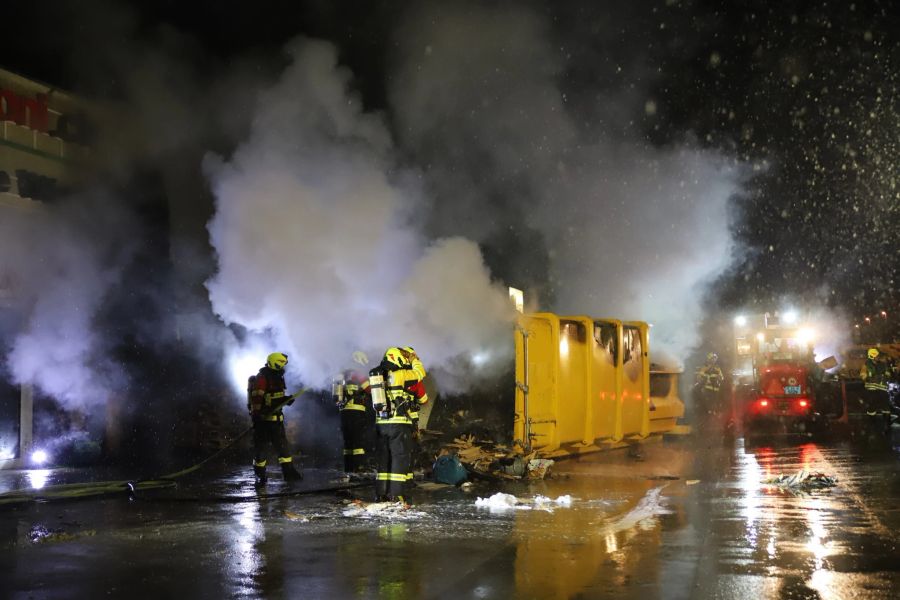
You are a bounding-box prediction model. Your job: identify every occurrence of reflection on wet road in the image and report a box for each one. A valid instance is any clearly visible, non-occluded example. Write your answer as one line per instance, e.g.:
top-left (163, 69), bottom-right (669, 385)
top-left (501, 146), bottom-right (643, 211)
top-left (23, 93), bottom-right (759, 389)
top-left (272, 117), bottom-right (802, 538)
top-left (1, 437), bottom-right (899, 599)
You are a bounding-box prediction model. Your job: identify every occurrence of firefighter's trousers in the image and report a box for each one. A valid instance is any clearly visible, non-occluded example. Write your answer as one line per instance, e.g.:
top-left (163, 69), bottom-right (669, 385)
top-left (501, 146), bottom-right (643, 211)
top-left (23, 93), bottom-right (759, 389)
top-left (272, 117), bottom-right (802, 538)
top-left (697, 387), bottom-right (723, 415)
top-left (340, 408), bottom-right (370, 472)
top-left (252, 418), bottom-right (293, 468)
top-left (375, 422), bottom-right (412, 500)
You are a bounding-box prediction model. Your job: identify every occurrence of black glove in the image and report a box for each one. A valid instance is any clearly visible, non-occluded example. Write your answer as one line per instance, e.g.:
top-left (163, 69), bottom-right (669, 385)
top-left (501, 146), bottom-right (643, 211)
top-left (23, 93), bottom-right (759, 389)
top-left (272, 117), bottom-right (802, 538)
top-left (286, 394), bottom-right (296, 406)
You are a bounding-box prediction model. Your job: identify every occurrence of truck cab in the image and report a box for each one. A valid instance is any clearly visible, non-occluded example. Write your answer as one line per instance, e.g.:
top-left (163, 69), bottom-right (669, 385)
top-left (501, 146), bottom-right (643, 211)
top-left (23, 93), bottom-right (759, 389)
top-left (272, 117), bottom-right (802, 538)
top-left (732, 312), bottom-right (819, 432)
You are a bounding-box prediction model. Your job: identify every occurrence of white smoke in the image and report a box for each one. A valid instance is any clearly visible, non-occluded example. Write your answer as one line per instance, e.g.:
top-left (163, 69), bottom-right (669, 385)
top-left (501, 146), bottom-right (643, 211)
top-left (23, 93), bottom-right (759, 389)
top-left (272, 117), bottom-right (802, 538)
top-left (205, 39), bottom-right (515, 390)
top-left (389, 2), bottom-right (747, 364)
top-left (0, 194), bottom-right (132, 409)
top-left (541, 145), bottom-right (742, 361)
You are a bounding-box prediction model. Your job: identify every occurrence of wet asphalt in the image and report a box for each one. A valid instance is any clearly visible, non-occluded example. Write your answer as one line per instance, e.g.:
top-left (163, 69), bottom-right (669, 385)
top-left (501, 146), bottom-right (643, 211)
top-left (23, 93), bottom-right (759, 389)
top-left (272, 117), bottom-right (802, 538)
top-left (1, 430), bottom-right (899, 599)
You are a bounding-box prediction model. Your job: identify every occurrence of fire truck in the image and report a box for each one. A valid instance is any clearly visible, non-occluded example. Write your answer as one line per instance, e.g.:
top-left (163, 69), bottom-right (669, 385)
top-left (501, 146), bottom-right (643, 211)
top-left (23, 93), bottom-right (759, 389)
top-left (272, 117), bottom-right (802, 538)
top-left (731, 311), bottom-right (821, 433)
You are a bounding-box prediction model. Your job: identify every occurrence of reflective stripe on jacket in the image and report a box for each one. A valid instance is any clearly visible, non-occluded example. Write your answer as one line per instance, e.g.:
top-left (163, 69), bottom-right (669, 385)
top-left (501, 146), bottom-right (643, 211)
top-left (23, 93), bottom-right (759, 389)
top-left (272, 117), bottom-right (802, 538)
top-left (375, 366), bottom-right (427, 425)
top-left (251, 367), bottom-right (288, 422)
top-left (696, 365), bottom-right (724, 391)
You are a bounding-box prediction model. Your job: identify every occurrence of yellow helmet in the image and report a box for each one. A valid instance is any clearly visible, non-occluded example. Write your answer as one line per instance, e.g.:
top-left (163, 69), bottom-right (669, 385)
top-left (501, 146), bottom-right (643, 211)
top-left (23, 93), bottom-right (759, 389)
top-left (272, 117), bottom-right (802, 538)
top-left (267, 352), bottom-right (289, 371)
top-left (383, 347), bottom-right (410, 369)
top-left (867, 348), bottom-right (880, 360)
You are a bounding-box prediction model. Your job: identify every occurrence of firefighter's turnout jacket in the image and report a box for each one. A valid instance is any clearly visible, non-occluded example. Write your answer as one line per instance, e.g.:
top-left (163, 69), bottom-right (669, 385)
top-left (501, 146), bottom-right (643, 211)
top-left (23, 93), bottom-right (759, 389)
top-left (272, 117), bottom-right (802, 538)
top-left (249, 366), bottom-right (290, 421)
top-left (337, 370), bottom-right (372, 471)
top-left (339, 371), bottom-right (371, 413)
top-left (861, 358), bottom-right (892, 392)
top-left (695, 364), bottom-right (724, 392)
top-left (373, 355), bottom-right (428, 501)
top-left (377, 365), bottom-right (428, 426)
top-left (249, 366), bottom-right (295, 470)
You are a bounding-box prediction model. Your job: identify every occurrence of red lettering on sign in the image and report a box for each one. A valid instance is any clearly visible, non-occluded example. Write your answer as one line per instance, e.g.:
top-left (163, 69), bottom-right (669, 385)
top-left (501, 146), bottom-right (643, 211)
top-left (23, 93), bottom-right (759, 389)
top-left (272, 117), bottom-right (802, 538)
top-left (0, 89), bottom-right (50, 132)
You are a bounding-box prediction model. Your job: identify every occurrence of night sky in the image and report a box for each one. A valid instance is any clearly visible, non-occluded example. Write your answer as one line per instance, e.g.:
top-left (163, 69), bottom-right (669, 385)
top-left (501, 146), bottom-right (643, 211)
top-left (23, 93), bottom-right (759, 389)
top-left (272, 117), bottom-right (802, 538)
top-left (2, 0), bottom-right (897, 330)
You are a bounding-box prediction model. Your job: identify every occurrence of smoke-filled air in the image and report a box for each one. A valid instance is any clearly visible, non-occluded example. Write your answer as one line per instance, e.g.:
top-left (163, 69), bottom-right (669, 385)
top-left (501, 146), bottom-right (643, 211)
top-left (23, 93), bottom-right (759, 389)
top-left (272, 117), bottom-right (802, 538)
top-left (0, 1), bottom-right (755, 411)
top-left (205, 40), bottom-right (516, 390)
top-left (388, 3), bottom-right (746, 366)
top-left (0, 193), bottom-right (133, 411)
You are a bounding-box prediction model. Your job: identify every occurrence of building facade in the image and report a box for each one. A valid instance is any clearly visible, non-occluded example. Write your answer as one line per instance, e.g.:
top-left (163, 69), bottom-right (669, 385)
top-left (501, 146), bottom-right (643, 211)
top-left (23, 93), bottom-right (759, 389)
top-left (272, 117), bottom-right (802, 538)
top-left (0, 67), bottom-right (92, 468)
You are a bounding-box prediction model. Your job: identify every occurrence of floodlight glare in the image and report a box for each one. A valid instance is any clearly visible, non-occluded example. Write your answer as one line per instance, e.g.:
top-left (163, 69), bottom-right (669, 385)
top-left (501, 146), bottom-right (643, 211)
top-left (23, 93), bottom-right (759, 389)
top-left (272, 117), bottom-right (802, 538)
top-left (31, 449), bottom-right (49, 465)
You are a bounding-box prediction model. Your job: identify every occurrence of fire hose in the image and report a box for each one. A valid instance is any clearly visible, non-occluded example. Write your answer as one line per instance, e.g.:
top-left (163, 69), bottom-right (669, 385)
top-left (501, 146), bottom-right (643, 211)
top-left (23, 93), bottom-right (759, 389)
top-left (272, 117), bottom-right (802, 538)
top-left (0, 388), bottom-right (370, 506)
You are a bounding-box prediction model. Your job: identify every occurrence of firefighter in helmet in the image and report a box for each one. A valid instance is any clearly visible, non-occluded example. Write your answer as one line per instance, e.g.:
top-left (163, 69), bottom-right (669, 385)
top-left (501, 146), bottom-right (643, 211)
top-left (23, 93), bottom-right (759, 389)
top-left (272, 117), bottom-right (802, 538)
top-left (248, 352), bottom-right (302, 484)
top-left (368, 346), bottom-right (428, 504)
top-left (334, 363), bottom-right (373, 473)
top-left (860, 348), bottom-right (896, 417)
top-left (695, 352), bottom-right (725, 415)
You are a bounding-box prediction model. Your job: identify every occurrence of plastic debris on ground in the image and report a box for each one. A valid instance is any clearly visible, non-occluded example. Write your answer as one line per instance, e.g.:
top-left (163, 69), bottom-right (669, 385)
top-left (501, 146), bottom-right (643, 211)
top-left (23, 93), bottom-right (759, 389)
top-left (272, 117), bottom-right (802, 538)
top-left (437, 435), bottom-right (554, 481)
top-left (763, 470), bottom-right (837, 490)
top-left (341, 499), bottom-right (425, 519)
top-left (284, 511), bottom-right (310, 523)
top-left (28, 524), bottom-right (97, 544)
top-left (527, 459), bottom-right (554, 480)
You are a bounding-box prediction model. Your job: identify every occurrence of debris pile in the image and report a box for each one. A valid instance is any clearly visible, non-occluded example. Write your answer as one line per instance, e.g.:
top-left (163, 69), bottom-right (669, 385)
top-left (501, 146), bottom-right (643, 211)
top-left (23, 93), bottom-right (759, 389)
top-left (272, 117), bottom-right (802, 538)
top-left (763, 470), bottom-right (837, 490)
top-left (438, 435), bottom-right (553, 481)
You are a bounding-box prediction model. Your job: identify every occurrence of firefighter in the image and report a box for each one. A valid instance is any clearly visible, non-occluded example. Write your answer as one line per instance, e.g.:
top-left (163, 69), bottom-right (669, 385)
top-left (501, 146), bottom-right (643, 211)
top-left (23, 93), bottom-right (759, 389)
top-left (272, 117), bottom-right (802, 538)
top-left (369, 346), bottom-right (428, 504)
top-left (695, 352), bottom-right (725, 415)
top-left (248, 352), bottom-right (302, 484)
top-left (334, 368), bottom-right (373, 472)
top-left (860, 348), bottom-right (895, 417)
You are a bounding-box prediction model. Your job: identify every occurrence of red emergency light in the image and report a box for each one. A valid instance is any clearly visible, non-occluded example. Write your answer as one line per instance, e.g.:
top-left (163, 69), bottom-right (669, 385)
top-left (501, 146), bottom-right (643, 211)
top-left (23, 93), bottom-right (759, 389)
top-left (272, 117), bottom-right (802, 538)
top-left (798, 399), bottom-right (808, 408)
top-left (759, 399), bottom-right (769, 407)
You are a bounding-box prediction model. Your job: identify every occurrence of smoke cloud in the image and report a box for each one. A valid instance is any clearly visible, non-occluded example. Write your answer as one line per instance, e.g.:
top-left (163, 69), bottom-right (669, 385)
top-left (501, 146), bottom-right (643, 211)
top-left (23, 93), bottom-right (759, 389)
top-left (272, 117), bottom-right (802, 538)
top-left (205, 39), bottom-right (515, 390)
top-left (388, 2), bottom-right (747, 365)
top-left (0, 193), bottom-right (135, 409)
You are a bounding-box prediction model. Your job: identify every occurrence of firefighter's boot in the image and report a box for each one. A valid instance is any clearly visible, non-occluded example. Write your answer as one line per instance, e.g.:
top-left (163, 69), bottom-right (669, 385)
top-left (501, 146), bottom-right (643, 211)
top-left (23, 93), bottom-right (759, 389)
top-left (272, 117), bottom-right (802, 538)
top-left (281, 462), bottom-right (303, 482)
top-left (254, 465), bottom-right (267, 486)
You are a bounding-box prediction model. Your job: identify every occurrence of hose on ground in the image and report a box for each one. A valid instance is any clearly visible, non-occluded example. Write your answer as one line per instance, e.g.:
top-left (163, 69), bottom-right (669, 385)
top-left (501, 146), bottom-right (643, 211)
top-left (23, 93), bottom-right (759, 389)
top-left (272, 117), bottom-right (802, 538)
top-left (0, 390), bottom-right (359, 506)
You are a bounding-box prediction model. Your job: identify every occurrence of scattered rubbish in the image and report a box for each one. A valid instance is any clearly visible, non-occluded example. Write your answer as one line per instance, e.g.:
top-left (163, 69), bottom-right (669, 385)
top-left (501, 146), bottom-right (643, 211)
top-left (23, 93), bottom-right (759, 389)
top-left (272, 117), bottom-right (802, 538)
top-left (284, 511), bottom-right (310, 523)
top-left (686, 480), bottom-right (700, 486)
top-left (436, 435), bottom-right (553, 481)
top-left (28, 524), bottom-right (96, 544)
top-left (342, 499), bottom-right (423, 519)
top-left (433, 454), bottom-right (468, 485)
top-left (526, 459), bottom-right (554, 480)
top-left (500, 456), bottom-right (527, 478)
top-left (646, 475), bottom-right (680, 481)
top-left (460, 482), bottom-right (475, 491)
top-left (763, 470), bottom-right (837, 490)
